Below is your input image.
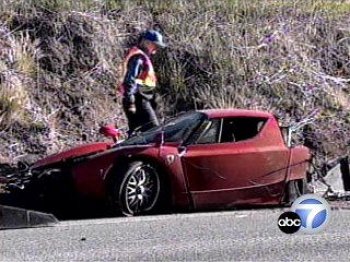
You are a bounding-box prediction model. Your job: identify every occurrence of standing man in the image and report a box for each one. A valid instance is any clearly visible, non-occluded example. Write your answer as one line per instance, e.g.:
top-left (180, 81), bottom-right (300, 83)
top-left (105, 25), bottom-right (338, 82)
top-left (119, 30), bottom-right (166, 136)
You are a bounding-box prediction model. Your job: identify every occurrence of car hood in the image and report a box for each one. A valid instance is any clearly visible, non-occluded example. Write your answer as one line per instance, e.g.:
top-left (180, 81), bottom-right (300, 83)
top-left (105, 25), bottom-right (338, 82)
top-left (32, 142), bottom-right (112, 169)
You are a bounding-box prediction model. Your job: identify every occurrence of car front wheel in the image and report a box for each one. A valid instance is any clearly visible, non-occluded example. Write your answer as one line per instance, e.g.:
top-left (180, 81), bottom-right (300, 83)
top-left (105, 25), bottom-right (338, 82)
top-left (112, 161), bottom-right (164, 216)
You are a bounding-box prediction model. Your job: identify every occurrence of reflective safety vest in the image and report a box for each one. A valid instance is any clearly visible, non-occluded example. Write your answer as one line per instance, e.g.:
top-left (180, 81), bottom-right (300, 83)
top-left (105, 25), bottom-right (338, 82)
top-left (119, 47), bottom-right (157, 94)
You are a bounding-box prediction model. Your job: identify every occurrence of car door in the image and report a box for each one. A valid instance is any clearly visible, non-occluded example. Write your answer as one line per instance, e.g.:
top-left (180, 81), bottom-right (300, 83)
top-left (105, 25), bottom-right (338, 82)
top-left (182, 117), bottom-right (290, 209)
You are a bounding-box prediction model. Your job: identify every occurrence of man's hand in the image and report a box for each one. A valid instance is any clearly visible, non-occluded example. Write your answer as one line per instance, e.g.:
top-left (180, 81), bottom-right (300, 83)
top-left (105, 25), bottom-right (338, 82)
top-left (128, 103), bottom-right (136, 114)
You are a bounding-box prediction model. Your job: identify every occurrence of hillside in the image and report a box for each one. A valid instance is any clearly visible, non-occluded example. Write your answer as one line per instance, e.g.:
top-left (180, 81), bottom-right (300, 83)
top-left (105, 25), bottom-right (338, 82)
top-left (0, 0), bottom-right (349, 166)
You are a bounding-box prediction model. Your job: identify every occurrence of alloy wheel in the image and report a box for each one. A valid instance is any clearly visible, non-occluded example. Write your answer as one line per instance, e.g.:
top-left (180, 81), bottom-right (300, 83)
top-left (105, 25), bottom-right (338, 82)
top-left (123, 164), bottom-right (160, 215)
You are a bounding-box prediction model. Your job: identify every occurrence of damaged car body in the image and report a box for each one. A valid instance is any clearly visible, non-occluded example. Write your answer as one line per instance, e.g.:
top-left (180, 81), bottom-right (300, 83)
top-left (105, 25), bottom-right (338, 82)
top-left (5, 109), bottom-right (311, 216)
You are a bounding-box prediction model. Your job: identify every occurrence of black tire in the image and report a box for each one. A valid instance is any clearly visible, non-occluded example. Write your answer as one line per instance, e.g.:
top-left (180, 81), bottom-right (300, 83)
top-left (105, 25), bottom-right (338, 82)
top-left (40, 170), bottom-right (77, 218)
top-left (285, 179), bottom-right (308, 205)
top-left (306, 157), bottom-right (316, 183)
top-left (109, 161), bottom-right (168, 216)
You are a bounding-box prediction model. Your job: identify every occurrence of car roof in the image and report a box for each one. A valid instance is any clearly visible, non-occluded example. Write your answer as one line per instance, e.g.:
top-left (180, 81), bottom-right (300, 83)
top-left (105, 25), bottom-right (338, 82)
top-left (199, 109), bottom-right (273, 119)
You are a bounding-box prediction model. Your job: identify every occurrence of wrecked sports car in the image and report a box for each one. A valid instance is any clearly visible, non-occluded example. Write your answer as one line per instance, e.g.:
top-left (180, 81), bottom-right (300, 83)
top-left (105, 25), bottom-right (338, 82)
top-left (5, 109), bottom-right (311, 216)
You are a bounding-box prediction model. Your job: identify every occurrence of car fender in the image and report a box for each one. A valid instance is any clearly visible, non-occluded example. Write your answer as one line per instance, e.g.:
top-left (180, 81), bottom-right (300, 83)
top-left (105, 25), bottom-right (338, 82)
top-left (104, 145), bottom-right (192, 210)
top-left (32, 142), bottom-right (112, 169)
top-left (70, 145), bottom-right (155, 198)
top-left (70, 144), bottom-right (192, 210)
top-left (287, 145), bottom-right (311, 181)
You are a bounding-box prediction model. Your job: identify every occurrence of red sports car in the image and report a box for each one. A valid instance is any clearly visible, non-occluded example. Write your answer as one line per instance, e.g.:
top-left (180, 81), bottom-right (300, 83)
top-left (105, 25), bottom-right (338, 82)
top-left (8, 109), bottom-right (311, 216)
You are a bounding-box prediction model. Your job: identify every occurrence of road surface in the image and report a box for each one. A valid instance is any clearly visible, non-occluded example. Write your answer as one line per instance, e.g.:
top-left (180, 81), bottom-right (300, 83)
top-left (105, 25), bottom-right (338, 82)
top-left (1, 208), bottom-right (349, 261)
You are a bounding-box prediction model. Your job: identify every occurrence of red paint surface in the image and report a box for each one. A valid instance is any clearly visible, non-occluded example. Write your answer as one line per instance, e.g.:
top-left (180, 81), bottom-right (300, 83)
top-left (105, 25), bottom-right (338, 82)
top-left (32, 142), bottom-right (112, 169)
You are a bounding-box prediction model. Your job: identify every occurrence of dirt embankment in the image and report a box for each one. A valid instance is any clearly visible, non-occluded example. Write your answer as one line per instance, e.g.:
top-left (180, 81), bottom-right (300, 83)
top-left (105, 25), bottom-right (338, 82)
top-left (0, 0), bottom-right (349, 168)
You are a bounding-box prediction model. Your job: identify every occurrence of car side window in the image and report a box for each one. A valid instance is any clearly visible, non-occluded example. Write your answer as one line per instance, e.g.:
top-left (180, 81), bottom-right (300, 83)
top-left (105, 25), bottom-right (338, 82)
top-left (196, 119), bottom-right (221, 144)
top-left (220, 119), bottom-right (236, 143)
top-left (220, 117), bottom-right (267, 143)
top-left (195, 117), bottom-right (267, 145)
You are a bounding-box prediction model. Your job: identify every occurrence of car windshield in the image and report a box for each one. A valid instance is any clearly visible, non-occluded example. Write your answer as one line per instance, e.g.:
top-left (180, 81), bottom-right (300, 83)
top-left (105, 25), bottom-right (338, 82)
top-left (120, 112), bottom-right (205, 146)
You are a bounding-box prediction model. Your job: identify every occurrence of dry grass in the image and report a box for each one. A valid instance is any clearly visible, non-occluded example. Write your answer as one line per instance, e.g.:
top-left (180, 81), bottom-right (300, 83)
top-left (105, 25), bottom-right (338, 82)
top-left (0, 0), bottom-right (349, 165)
top-left (0, 73), bottom-right (29, 129)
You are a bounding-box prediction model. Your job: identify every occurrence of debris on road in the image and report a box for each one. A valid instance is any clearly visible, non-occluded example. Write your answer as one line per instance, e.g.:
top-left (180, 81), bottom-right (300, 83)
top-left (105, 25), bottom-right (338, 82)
top-left (310, 155), bottom-right (350, 202)
top-left (0, 205), bottom-right (58, 230)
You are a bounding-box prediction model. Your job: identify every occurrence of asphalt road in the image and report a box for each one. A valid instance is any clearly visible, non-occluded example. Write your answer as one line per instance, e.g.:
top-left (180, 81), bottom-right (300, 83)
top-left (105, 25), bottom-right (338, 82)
top-left (1, 208), bottom-right (349, 261)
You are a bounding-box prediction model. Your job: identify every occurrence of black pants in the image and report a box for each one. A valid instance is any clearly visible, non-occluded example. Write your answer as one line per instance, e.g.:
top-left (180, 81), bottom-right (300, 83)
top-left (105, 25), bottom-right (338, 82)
top-left (123, 93), bottom-right (159, 136)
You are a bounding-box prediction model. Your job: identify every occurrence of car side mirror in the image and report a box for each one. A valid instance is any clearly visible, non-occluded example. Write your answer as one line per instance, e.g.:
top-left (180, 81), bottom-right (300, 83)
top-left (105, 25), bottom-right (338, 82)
top-left (178, 145), bottom-right (187, 157)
